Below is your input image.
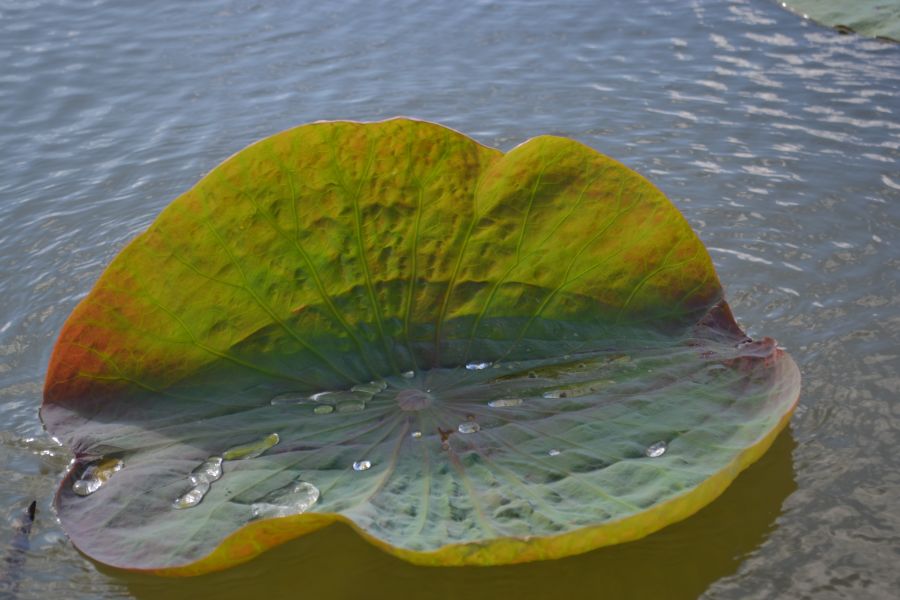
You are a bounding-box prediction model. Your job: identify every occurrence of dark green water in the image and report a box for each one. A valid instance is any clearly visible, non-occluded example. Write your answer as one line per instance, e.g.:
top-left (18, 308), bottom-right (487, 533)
top-left (1, 0), bottom-right (898, 598)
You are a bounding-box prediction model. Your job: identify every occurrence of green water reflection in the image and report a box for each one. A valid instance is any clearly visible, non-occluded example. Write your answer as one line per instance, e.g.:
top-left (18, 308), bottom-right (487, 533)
top-left (107, 429), bottom-right (796, 600)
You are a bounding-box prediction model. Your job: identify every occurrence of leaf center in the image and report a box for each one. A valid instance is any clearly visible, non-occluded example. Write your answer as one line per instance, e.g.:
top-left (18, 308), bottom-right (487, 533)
top-left (395, 388), bottom-right (434, 411)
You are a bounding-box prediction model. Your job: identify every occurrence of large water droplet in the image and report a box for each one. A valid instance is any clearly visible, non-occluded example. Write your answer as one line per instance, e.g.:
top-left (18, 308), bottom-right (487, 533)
top-left (351, 380), bottom-right (387, 395)
top-left (311, 390), bottom-right (370, 410)
top-left (401, 370), bottom-right (415, 379)
top-left (313, 404), bottom-right (334, 415)
top-left (645, 441), bottom-right (668, 458)
top-left (250, 480), bottom-right (320, 519)
top-left (72, 480), bottom-right (99, 497)
top-left (270, 391), bottom-right (309, 406)
top-left (353, 460), bottom-right (372, 471)
top-left (548, 448), bottom-right (561, 457)
top-left (174, 456), bottom-right (225, 509)
top-left (223, 433), bottom-right (279, 460)
top-left (542, 380), bottom-right (612, 399)
top-left (190, 457), bottom-right (223, 486)
top-left (465, 361), bottom-right (492, 370)
top-left (488, 398), bottom-right (523, 408)
top-left (173, 481), bottom-right (210, 509)
top-left (458, 422), bottom-right (481, 434)
top-left (72, 458), bottom-right (123, 496)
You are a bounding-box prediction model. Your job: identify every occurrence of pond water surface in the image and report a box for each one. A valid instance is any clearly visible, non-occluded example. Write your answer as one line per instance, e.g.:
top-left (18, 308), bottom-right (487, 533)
top-left (1, 0), bottom-right (898, 598)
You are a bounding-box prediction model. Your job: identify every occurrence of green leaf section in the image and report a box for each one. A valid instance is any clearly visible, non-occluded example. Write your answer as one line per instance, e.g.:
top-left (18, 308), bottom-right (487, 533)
top-left (41, 119), bottom-right (799, 574)
top-left (44, 119), bottom-right (719, 407)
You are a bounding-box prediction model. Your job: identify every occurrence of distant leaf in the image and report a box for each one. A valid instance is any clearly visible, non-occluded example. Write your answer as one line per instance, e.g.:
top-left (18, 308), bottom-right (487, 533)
top-left (41, 119), bottom-right (800, 575)
top-left (781, 0), bottom-right (899, 41)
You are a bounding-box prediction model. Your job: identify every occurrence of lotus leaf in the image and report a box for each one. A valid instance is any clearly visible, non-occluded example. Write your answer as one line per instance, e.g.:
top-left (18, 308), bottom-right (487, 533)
top-left (41, 118), bottom-right (800, 575)
top-left (782, 0), bottom-right (900, 41)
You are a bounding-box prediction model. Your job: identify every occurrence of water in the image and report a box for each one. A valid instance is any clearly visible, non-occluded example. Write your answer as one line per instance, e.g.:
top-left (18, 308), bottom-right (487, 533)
top-left (465, 362), bottom-right (492, 370)
top-left (487, 398), bottom-right (524, 408)
top-left (457, 422), bottom-right (481, 435)
top-left (352, 460), bottom-right (372, 472)
top-left (645, 441), bottom-right (669, 459)
top-left (70, 458), bottom-right (123, 497)
top-left (250, 480), bottom-right (320, 520)
top-left (171, 456), bottom-right (224, 510)
top-left (0, 0), bottom-right (897, 598)
top-left (190, 457), bottom-right (223, 487)
top-left (350, 380), bottom-right (387, 395)
top-left (221, 433), bottom-right (279, 461)
top-left (171, 485), bottom-right (207, 511)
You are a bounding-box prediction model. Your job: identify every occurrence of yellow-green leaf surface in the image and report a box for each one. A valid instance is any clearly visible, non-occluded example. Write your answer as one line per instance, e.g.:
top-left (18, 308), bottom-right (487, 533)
top-left (41, 118), bottom-right (800, 575)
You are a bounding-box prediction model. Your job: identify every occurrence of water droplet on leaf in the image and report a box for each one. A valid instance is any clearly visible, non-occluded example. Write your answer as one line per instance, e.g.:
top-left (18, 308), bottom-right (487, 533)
top-left (548, 449), bottom-right (561, 457)
top-left (353, 460), bottom-right (372, 471)
top-left (190, 456), bottom-right (223, 486)
top-left (313, 404), bottom-right (334, 415)
top-left (488, 398), bottom-right (523, 408)
top-left (270, 392), bottom-right (309, 405)
top-left (401, 370), bottom-right (415, 379)
top-left (411, 431), bottom-right (423, 439)
top-left (351, 380), bottom-right (387, 394)
top-left (71, 458), bottom-right (123, 496)
top-left (645, 441), bottom-right (668, 458)
top-left (173, 481), bottom-right (210, 509)
top-left (223, 433), bottom-right (279, 460)
top-left (458, 422), bottom-right (481, 434)
top-left (250, 480), bottom-right (320, 519)
top-left (465, 361), bottom-right (491, 370)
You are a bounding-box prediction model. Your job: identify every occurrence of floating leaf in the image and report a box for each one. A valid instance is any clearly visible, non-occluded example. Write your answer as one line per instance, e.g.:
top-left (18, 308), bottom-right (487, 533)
top-left (780, 0), bottom-right (900, 41)
top-left (41, 118), bottom-right (800, 575)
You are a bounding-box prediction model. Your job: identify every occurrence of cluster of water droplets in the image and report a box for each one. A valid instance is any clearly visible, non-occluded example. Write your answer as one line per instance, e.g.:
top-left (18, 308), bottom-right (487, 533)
top-left (173, 457), bottom-right (223, 509)
top-left (270, 380), bottom-right (387, 414)
top-left (172, 432), bottom-right (280, 510)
